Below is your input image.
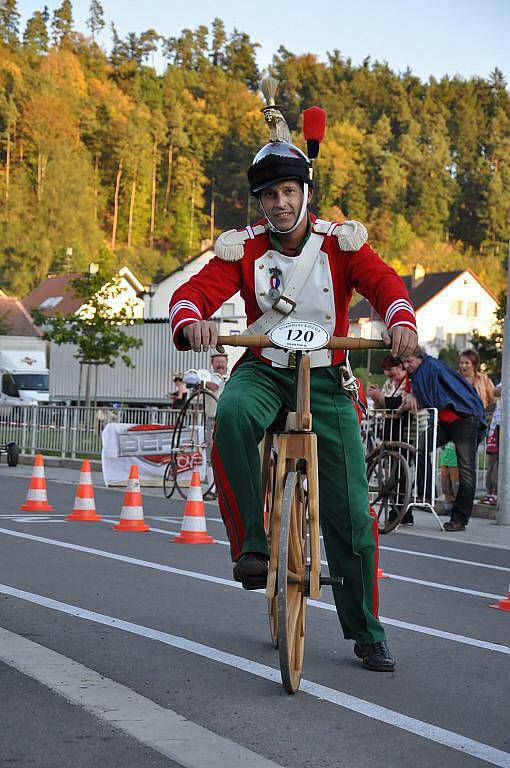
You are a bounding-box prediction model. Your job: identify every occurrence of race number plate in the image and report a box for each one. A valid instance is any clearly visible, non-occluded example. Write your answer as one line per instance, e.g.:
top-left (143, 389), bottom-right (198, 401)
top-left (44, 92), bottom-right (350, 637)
top-left (269, 321), bottom-right (330, 351)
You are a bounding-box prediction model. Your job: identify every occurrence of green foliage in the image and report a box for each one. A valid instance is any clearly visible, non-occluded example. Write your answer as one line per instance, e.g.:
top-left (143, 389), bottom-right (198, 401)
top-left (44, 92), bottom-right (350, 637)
top-left (51, 0), bottom-right (73, 46)
top-left (0, 0), bottom-right (20, 46)
top-left (23, 10), bottom-right (48, 52)
top-left (0, 16), bottom-right (508, 299)
top-left (470, 290), bottom-right (505, 374)
top-left (86, 0), bottom-right (104, 40)
top-left (438, 344), bottom-right (460, 368)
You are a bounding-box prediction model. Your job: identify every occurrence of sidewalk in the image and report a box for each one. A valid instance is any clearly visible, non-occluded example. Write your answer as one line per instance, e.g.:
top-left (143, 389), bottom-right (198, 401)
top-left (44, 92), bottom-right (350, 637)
top-left (2, 462), bottom-right (510, 550)
top-left (392, 507), bottom-right (510, 550)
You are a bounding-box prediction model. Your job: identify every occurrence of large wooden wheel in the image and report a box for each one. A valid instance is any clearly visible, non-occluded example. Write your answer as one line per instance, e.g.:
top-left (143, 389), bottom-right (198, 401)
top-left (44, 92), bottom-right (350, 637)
top-left (367, 448), bottom-right (411, 533)
top-left (170, 388), bottom-right (217, 500)
top-left (277, 470), bottom-right (308, 694)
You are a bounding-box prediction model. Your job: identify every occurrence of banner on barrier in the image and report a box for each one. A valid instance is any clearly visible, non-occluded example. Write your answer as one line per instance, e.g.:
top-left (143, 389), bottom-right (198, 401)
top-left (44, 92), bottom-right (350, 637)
top-left (102, 423), bottom-right (205, 486)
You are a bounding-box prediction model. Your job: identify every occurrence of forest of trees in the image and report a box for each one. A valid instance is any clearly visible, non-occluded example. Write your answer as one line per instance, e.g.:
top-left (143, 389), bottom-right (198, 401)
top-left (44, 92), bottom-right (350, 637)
top-left (0, 0), bottom-right (509, 297)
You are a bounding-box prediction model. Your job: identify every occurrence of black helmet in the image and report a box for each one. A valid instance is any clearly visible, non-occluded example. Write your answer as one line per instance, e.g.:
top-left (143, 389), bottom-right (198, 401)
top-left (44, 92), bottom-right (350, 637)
top-left (248, 141), bottom-right (312, 195)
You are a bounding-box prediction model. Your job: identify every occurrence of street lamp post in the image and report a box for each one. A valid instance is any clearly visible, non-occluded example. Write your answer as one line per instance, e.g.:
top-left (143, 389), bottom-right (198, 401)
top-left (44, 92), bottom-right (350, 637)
top-left (497, 242), bottom-right (510, 525)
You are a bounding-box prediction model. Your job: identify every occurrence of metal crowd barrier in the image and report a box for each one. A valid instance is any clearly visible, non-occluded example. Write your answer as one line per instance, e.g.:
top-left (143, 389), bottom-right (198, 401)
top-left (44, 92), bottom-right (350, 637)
top-left (0, 405), bottom-right (186, 461)
top-left (362, 407), bottom-right (443, 529)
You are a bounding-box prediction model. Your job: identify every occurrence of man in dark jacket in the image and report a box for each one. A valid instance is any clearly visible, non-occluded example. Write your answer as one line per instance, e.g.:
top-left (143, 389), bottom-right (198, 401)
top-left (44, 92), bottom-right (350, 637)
top-left (401, 348), bottom-right (486, 531)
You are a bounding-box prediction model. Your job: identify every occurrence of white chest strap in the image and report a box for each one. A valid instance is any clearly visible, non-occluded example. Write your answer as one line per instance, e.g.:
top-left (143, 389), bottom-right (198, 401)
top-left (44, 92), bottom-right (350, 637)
top-left (246, 232), bottom-right (326, 336)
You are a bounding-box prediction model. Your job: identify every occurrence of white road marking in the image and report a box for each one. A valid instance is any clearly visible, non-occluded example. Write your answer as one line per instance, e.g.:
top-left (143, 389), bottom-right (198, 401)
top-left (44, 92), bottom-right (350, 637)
top-left (1, 585), bottom-right (509, 768)
top-left (110, 519), bottom-right (506, 602)
top-left (0, 527), bottom-right (508, 656)
top-left (379, 544), bottom-right (510, 573)
top-left (0, 513), bottom-right (68, 518)
top-left (376, 573), bottom-right (503, 600)
top-left (149, 516), bottom-right (510, 572)
top-left (8, 517), bottom-right (67, 523)
top-left (0, 626), bottom-right (282, 768)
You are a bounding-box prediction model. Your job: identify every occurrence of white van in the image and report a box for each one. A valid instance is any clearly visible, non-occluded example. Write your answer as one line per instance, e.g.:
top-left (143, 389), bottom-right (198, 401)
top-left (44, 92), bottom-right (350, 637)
top-left (0, 344), bottom-right (49, 406)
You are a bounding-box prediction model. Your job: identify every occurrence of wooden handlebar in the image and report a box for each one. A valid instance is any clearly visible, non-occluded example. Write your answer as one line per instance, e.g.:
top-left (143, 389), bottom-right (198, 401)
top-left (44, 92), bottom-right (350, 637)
top-left (216, 335), bottom-right (388, 350)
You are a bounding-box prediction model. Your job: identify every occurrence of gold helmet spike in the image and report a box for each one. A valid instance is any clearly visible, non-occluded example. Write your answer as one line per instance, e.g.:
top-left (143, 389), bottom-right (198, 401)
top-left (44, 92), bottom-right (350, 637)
top-left (260, 77), bottom-right (291, 143)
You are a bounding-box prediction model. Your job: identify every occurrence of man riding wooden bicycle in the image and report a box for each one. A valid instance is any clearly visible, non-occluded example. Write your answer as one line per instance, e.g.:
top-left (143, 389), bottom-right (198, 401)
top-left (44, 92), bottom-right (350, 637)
top-left (170, 81), bottom-right (418, 673)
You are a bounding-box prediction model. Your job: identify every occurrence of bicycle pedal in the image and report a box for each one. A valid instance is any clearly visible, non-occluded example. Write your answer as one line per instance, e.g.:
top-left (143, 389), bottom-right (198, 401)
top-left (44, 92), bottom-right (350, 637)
top-left (241, 576), bottom-right (267, 591)
top-left (320, 574), bottom-right (344, 587)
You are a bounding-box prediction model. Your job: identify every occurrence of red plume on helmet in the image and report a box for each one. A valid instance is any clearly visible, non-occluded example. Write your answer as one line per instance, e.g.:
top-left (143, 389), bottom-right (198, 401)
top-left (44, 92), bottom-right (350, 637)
top-left (303, 107), bottom-right (327, 159)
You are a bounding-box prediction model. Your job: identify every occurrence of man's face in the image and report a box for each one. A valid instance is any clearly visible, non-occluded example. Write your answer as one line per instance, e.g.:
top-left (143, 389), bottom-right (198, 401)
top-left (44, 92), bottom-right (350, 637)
top-left (402, 355), bottom-right (422, 374)
top-left (211, 355), bottom-right (227, 375)
top-left (259, 179), bottom-right (309, 232)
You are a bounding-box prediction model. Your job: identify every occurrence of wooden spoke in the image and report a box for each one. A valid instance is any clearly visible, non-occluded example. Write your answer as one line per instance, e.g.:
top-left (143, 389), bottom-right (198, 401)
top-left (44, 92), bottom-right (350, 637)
top-left (263, 440), bottom-right (279, 648)
top-left (278, 471), bottom-right (308, 694)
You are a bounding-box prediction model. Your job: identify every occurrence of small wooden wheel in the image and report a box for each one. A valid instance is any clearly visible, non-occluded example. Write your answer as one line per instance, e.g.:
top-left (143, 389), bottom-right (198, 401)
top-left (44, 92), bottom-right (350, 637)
top-left (278, 470), bottom-right (308, 694)
top-left (262, 440), bottom-right (278, 648)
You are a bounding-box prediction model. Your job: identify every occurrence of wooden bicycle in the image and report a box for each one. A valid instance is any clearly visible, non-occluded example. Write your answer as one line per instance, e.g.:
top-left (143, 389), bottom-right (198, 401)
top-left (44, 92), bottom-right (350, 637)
top-left (218, 328), bottom-right (385, 694)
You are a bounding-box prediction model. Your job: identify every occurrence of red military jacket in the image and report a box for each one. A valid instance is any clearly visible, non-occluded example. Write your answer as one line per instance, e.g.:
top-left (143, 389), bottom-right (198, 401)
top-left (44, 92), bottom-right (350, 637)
top-left (170, 215), bottom-right (417, 367)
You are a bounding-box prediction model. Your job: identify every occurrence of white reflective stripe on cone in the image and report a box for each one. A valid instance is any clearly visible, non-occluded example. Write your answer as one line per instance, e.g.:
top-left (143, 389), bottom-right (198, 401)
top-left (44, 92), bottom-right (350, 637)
top-left (79, 473), bottom-right (93, 485)
top-left (186, 487), bottom-right (203, 502)
top-left (73, 498), bottom-right (96, 511)
top-left (32, 467), bottom-right (46, 478)
top-left (182, 517), bottom-right (207, 532)
top-left (27, 489), bottom-right (49, 501)
top-left (120, 507), bottom-right (144, 520)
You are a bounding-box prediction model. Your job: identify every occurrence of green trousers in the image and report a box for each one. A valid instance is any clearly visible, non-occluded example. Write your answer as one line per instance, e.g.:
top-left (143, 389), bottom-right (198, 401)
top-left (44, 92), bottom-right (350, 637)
top-left (212, 353), bottom-right (386, 644)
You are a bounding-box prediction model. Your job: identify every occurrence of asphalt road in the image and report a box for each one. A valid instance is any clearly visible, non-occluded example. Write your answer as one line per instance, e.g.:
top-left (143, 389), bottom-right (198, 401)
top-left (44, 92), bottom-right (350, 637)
top-left (0, 472), bottom-right (509, 768)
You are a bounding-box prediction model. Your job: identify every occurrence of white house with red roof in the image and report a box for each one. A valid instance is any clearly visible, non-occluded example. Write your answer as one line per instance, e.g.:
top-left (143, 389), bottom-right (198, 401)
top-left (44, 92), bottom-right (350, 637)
top-left (349, 266), bottom-right (499, 353)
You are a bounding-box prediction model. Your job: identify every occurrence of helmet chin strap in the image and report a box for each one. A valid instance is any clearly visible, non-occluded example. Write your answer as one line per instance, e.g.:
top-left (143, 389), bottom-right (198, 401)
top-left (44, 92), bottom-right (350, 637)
top-left (260, 183), bottom-right (309, 235)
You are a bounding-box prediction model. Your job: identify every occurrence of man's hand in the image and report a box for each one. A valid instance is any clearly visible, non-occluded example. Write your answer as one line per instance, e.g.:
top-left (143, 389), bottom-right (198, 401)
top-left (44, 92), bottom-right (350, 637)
top-left (396, 392), bottom-right (418, 414)
top-left (367, 385), bottom-right (384, 407)
top-left (381, 327), bottom-right (418, 358)
top-left (183, 321), bottom-right (225, 353)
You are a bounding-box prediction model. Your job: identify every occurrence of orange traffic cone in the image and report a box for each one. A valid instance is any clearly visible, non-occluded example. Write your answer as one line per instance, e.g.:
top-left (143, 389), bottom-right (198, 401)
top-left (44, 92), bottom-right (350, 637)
top-left (19, 454), bottom-right (54, 511)
top-left (490, 584), bottom-right (510, 612)
top-left (369, 507), bottom-right (389, 579)
top-left (67, 459), bottom-right (101, 521)
top-left (172, 471), bottom-right (214, 544)
top-left (112, 465), bottom-right (149, 532)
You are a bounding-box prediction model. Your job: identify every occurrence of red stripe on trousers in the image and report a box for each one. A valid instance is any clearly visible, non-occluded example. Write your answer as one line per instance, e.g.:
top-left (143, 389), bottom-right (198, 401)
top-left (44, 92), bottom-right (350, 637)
top-left (369, 508), bottom-right (380, 620)
top-left (211, 441), bottom-right (245, 560)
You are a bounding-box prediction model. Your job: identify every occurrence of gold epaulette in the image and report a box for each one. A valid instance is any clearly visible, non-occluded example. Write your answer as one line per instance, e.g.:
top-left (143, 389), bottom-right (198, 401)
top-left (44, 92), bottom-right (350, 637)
top-left (215, 224), bottom-right (267, 262)
top-left (313, 218), bottom-right (368, 251)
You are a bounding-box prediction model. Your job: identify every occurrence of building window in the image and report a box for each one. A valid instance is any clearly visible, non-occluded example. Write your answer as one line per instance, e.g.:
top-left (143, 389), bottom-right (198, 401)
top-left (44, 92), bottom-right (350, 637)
top-left (221, 302), bottom-right (235, 318)
top-left (467, 301), bottom-right (479, 317)
top-left (445, 333), bottom-right (467, 349)
top-left (450, 300), bottom-right (463, 315)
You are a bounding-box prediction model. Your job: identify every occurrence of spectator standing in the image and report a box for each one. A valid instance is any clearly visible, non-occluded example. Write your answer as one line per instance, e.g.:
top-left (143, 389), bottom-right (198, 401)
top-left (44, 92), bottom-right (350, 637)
top-left (369, 354), bottom-right (414, 526)
top-left (170, 374), bottom-right (187, 410)
top-left (458, 350), bottom-right (500, 505)
top-left (439, 443), bottom-right (459, 513)
top-left (458, 349), bottom-right (497, 408)
top-left (481, 383), bottom-right (501, 505)
top-left (367, 355), bottom-right (409, 409)
top-left (401, 348), bottom-right (486, 531)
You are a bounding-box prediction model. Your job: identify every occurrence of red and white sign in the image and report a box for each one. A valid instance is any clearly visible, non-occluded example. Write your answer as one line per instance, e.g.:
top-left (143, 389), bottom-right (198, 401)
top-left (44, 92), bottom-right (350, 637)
top-left (101, 423), bottom-right (206, 486)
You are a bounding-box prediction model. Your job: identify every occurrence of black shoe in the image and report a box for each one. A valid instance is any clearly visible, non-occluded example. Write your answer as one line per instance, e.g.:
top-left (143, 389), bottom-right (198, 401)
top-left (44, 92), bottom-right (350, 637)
top-left (401, 514), bottom-right (414, 526)
top-left (444, 520), bottom-right (466, 532)
top-left (354, 641), bottom-right (396, 671)
top-left (233, 553), bottom-right (268, 590)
